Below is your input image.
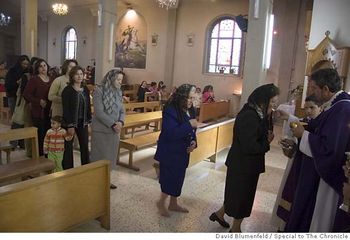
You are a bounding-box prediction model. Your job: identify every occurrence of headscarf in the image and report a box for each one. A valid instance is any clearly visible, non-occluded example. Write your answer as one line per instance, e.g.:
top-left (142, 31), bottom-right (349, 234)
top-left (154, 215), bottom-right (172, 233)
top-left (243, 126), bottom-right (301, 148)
top-left (166, 84), bottom-right (195, 122)
top-left (100, 69), bottom-right (123, 114)
top-left (247, 83), bottom-right (279, 119)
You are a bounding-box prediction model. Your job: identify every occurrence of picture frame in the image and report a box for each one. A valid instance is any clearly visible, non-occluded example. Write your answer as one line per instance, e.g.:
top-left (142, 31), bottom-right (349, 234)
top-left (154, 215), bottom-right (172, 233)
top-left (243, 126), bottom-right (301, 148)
top-left (186, 33), bottom-right (194, 47)
top-left (151, 33), bottom-right (158, 46)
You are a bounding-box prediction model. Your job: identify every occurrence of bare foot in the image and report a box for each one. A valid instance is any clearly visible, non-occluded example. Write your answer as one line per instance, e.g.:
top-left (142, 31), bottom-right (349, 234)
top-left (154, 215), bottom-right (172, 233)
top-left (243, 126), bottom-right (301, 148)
top-left (157, 201), bottom-right (170, 217)
top-left (168, 204), bottom-right (189, 213)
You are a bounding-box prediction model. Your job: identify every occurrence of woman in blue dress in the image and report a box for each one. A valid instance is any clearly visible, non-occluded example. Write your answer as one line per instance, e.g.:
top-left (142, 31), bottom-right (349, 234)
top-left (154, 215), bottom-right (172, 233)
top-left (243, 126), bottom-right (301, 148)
top-left (155, 84), bottom-right (198, 217)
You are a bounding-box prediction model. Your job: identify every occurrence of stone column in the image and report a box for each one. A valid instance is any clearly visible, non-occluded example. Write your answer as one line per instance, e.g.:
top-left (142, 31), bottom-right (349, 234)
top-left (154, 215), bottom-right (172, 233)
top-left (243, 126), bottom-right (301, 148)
top-left (240, 0), bottom-right (273, 107)
top-left (95, 0), bottom-right (117, 84)
top-left (21, 0), bottom-right (38, 57)
top-left (164, 9), bottom-right (177, 88)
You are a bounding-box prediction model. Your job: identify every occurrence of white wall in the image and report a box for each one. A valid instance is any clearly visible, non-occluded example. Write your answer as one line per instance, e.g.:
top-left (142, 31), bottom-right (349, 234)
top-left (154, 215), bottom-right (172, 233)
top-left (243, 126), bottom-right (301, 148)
top-left (46, 8), bottom-right (96, 68)
top-left (172, 0), bottom-right (248, 100)
top-left (309, 0), bottom-right (350, 90)
top-left (37, 17), bottom-right (48, 60)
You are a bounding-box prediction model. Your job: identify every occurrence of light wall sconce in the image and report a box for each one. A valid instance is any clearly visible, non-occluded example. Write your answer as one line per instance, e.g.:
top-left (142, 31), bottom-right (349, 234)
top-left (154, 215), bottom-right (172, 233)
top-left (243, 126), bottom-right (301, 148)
top-left (126, 5), bottom-right (137, 19)
top-left (109, 22), bottom-right (114, 61)
top-left (83, 36), bottom-right (87, 45)
top-left (97, 3), bottom-right (102, 27)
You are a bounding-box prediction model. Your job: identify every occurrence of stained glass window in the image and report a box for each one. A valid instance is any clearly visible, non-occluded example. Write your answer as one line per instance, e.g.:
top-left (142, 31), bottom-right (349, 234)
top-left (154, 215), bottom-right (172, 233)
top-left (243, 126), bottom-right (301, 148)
top-left (64, 27), bottom-right (77, 60)
top-left (207, 18), bottom-right (243, 74)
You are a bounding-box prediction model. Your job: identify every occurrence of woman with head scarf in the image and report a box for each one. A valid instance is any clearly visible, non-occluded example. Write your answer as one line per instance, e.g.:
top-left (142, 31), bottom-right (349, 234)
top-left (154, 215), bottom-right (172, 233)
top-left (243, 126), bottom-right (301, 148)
top-left (155, 84), bottom-right (198, 217)
top-left (209, 83), bottom-right (279, 232)
top-left (90, 69), bottom-right (125, 189)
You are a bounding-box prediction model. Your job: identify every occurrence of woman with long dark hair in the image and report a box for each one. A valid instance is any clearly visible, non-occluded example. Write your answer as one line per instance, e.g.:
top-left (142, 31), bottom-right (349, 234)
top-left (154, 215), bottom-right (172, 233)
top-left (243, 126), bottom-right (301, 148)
top-left (23, 59), bottom-right (53, 156)
top-left (209, 83), bottom-right (279, 232)
top-left (5, 55), bottom-right (30, 114)
top-left (155, 84), bottom-right (198, 217)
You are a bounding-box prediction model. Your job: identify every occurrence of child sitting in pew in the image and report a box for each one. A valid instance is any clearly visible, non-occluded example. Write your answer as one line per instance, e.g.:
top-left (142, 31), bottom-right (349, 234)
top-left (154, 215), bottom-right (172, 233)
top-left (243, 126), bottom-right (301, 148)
top-left (43, 116), bottom-right (72, 172)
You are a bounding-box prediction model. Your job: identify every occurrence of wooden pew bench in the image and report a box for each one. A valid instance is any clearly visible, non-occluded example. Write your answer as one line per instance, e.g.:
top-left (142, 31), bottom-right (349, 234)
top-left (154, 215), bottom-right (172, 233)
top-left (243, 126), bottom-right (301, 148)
top-left (0, 145), bottom-right (15, 164)
top-left (198, 100), bottom-right (230, 122)
top-left (124, 101), bottom-right (161, 114)
top-left (118, 131), bottom-right (160, 171)
top-left (121, 111), bottom-right (162, 139)
top-left (0, 127), bottom-right (55, 185)
top-left (0, 160), bottom-right (110, 232)
top-left (0, 157), bottom-right (54, 183)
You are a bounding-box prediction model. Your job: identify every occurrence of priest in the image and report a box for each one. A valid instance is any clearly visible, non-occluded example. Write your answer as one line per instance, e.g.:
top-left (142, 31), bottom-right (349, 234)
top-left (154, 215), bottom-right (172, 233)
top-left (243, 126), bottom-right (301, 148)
top-left (287, 68), bottom-right (350, 232)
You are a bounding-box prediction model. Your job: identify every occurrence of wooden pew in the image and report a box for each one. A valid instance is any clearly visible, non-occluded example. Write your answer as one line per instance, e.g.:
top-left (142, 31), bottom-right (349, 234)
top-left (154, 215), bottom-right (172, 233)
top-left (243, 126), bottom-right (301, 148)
top-left (124, 101), bottom-right (161, 113)
top-left (123, 89), bottom-right (138, 101)
top-left (0, 145), bottom-right (15, 164)
top-left (0, 92), bottom-right (11, 123)
top-left (144, 92), bottom-right (159, 102)
top-left (198, 100), bottom-right (230, 122)
top-left (118, 131), bottom-right (160, 171)
top-left (0, 160), bottom-right (110, 232)
top-left (189, 119), bottom-right (234, 166)
top-left (122, 111), bottom-right (162, 139)
top-left (0, 127), bottom-right (55, 184)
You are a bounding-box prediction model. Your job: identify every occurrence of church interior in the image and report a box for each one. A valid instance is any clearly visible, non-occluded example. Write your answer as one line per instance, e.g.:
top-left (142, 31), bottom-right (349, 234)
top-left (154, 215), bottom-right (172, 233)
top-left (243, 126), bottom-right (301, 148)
top-left (0, 0), bottom-right (350, 233)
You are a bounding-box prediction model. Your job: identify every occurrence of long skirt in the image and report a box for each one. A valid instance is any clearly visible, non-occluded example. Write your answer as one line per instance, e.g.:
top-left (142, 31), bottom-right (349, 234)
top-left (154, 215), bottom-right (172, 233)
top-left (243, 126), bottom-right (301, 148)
top-left (90, 131), bottom-right (120, 171)
top-left (224, 168), bottom-right (259, 219)
top-left (159, 163), bottom-right (186, 197)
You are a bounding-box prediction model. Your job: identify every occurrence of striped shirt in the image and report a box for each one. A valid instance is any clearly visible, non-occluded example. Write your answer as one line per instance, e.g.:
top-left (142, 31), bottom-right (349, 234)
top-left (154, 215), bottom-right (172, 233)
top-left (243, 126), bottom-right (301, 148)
top-left (43, 127), bottom-right (67, 153)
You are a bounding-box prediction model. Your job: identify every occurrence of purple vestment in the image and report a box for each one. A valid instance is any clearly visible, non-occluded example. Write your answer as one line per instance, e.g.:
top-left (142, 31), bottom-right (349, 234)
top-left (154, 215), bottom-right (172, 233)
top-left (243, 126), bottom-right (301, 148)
top-left (286, 92), bottom-right (350, 232)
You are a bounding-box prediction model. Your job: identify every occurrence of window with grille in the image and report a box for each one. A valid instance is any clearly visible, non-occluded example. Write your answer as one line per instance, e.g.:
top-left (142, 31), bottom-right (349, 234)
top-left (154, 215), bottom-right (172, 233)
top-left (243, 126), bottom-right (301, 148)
top-left (206, 17), bottom-right (243, 75)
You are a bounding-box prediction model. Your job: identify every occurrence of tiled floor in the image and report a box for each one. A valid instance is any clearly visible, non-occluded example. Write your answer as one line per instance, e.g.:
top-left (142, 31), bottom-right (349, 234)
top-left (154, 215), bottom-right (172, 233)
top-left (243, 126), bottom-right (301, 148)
top-left (0, 122), bottom-right (288, 232)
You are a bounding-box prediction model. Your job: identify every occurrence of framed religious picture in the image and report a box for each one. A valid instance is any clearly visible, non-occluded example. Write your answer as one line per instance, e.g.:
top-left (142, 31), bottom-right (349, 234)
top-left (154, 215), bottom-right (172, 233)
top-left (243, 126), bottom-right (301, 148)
top-left (151, 33), bottom-right (158, 46)
top-left (187, 33), bottom-right (194, 47)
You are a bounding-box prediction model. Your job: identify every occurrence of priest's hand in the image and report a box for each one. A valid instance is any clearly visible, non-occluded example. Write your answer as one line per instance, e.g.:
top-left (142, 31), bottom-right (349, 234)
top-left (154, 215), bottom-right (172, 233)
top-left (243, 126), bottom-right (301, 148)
top-left (290, 122), bottom-right (304, 138)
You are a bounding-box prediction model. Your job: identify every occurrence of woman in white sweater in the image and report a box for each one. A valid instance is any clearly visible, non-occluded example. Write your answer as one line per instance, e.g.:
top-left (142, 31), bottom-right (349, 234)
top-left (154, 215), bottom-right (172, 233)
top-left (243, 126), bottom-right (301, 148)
top-left (48, 59), bottom-right (78, 117)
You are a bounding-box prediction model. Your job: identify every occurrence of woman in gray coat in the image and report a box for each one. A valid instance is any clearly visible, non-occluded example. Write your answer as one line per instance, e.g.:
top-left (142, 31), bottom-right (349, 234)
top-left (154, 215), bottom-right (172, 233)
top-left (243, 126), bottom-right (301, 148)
top-left (90, 69), bottom-right (125, 189)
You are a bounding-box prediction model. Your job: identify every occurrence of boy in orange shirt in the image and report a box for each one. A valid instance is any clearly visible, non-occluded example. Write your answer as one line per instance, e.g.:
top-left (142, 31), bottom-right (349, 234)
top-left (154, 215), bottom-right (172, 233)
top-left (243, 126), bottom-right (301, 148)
top-left (44, 116), bottom-right (72, 172)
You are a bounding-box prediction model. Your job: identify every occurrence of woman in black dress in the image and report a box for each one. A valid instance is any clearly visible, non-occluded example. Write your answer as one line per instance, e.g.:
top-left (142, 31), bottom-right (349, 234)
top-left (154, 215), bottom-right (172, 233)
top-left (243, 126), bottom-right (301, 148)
top-left (209, 84), bottom-right (279, 232)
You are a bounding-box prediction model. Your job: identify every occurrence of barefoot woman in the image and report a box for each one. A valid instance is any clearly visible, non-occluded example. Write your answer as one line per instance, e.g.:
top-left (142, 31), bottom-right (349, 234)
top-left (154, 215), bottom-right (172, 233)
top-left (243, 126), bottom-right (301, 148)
top-left (155, 84), bottom-right (198, 217)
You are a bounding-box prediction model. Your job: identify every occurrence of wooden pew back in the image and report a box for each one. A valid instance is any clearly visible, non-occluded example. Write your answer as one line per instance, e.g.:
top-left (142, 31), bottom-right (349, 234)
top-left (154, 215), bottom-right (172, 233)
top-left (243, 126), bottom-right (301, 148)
top-left (124, 101), bottom-right (161, 113)
top-left (0, 160), bottom-right (110, 232)
top-left (198, 100), bottom-right (230, 123)
top-left (0, 127), bottom-right (39, 159)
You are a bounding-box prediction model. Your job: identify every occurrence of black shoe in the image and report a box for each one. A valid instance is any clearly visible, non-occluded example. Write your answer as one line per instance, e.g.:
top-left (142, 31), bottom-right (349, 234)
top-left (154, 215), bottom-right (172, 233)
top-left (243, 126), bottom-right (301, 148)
top-left (209, 212), bottom-right (230, 228)
top-left (110, 184), bottom-right (117, 189)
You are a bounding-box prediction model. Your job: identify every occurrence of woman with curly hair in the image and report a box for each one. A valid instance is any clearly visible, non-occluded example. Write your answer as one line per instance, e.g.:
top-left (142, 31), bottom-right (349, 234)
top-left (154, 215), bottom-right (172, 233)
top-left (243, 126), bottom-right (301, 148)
top-left (155, 84), bottom-right (198, 217)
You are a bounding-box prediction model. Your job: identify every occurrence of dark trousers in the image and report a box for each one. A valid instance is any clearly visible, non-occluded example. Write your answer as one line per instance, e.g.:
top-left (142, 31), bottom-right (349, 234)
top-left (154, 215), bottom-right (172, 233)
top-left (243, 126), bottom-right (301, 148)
top-left (32, 117), bottom-right (50, 156)
top-left (62, 125), bottom-right (89, 169)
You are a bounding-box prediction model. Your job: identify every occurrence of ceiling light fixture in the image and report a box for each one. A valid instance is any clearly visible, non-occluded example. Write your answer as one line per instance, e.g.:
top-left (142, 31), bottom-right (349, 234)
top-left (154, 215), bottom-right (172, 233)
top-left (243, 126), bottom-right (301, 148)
top-left (52, 3), bottom-right (69, 16)
top-left (0, 13), bottom-right (11, 26)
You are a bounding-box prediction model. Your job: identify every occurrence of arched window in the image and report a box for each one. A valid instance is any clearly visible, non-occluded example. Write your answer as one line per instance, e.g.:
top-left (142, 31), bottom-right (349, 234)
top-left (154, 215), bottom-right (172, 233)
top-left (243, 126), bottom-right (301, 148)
top-left (64, 27), bottom-right (77, 60)
top-left (206, 17), bottom-right (243, 75)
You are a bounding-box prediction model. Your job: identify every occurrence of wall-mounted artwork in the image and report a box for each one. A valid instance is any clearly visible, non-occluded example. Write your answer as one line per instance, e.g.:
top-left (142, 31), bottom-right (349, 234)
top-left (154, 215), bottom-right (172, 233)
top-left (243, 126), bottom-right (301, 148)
top-left (151, 33), bottom-right (158, 46)
top-left (115, 13), bottom-right (147, 69)
top-left (187, 33), bottom-right (195, 47)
